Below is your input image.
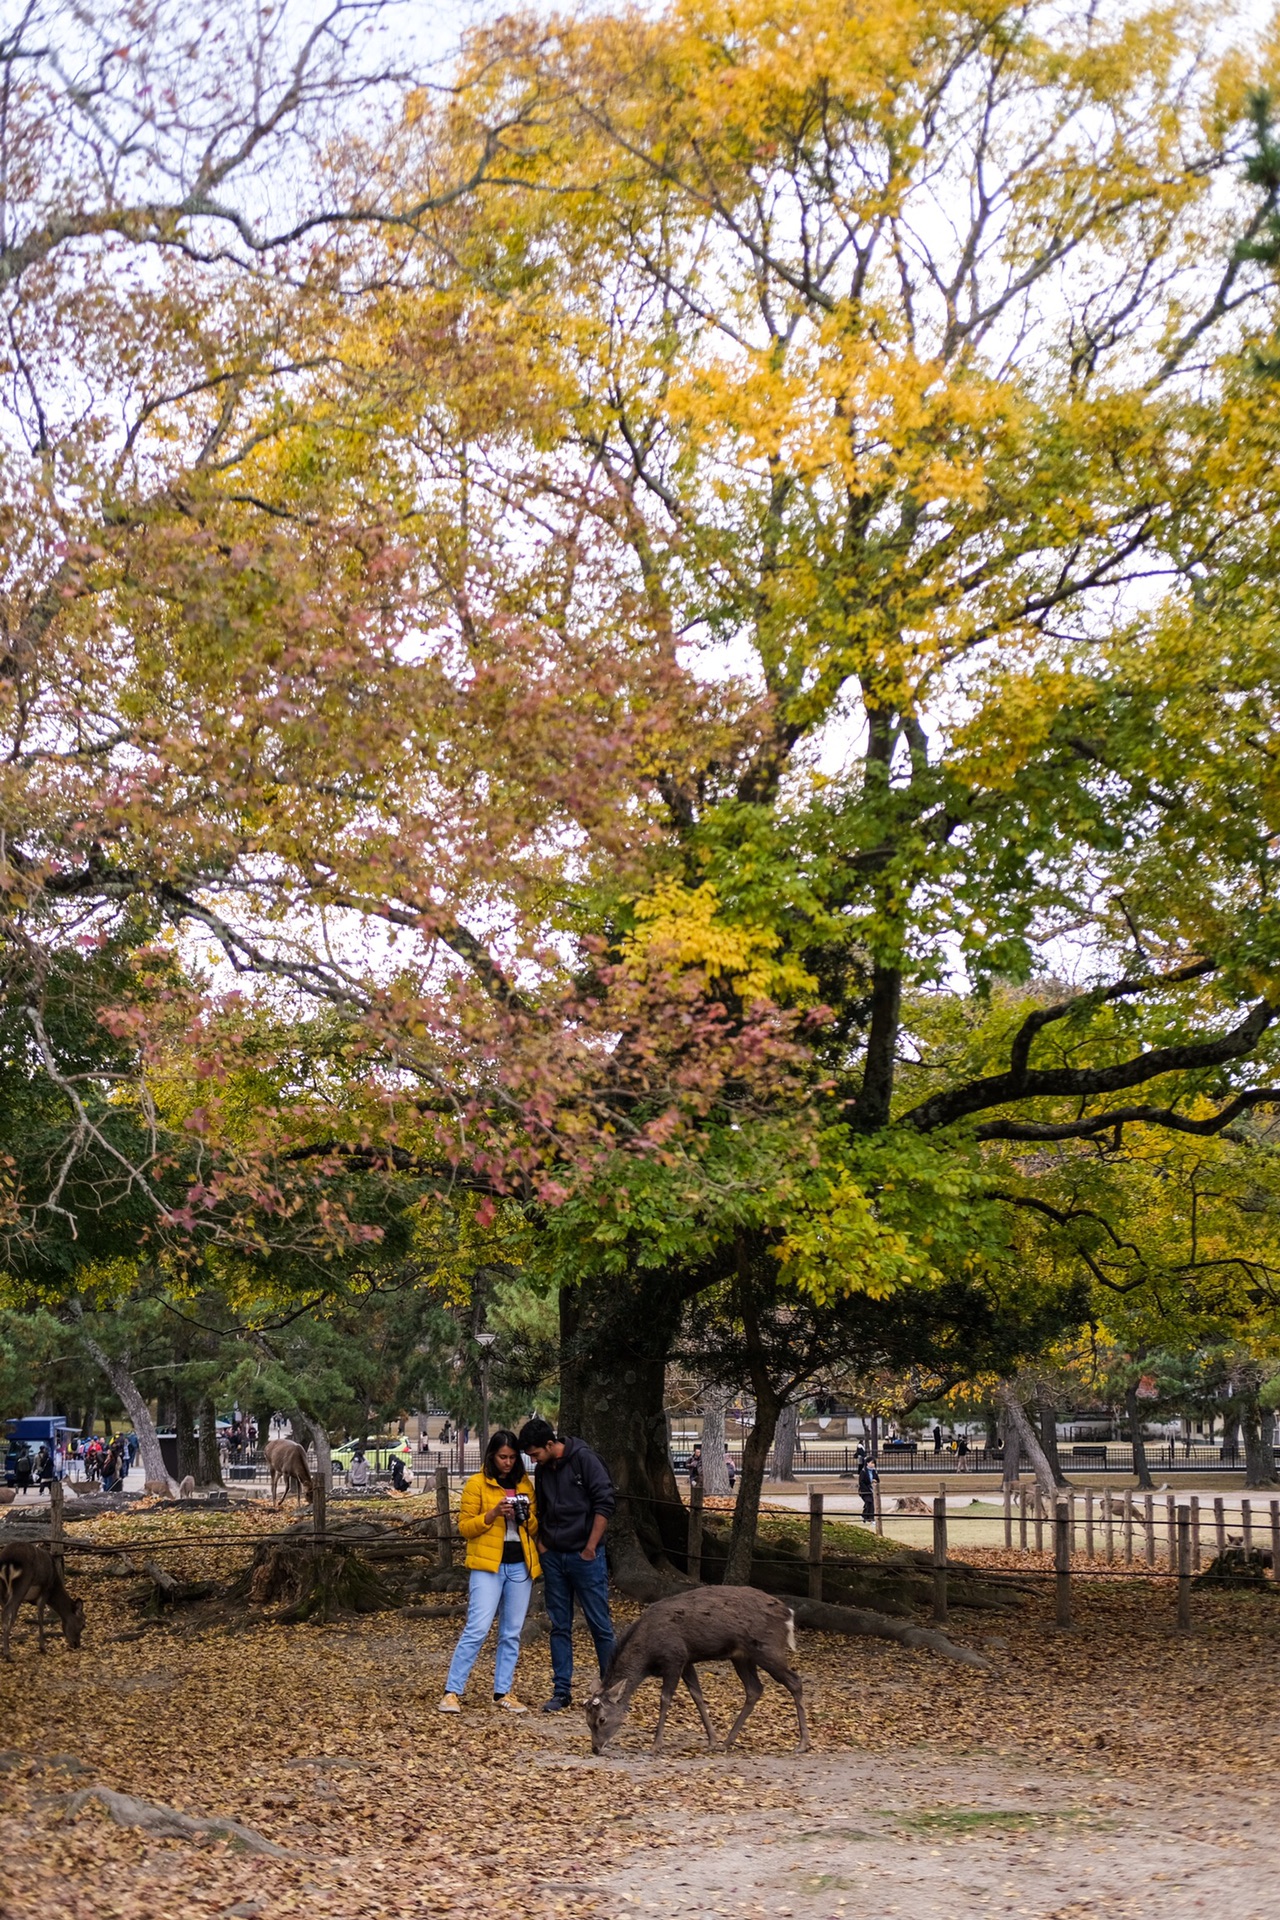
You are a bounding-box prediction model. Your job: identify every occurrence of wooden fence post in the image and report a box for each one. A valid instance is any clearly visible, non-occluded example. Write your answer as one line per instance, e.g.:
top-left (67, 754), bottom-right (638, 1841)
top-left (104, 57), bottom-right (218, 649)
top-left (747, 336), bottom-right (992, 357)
top-left (1085, 1490), bottom-right (1095, 1562)
top-left (1034, 1485), bottom-right (1044, 1556)
top-left (808, 1487), bottom-right (825, 1602)
top-left (1191, 1495), bottom-right (1201, 1573)
top-left (1123, 1494), bottom-right (1134, 1565)
top-left (313, 1468), bottom-right (327, 1547)
top-left (1143, 1493), bottom-right (1155, 1567)
top-left (1103, 1490), bottom-right (1114, 1564)
top-left (1243, 1497), bottom-right (1254, 1552)
top-left (49, 1466), bottom-right (63, 1574)
top-left (1177, 1507), bottom-right (1191, 1633)
top-left (932, 1496), bottom-right (948, 1624)
top-left (1003, 1486), bottom-right (1012, 1550)
top-left (1166, 1495), bottom-right (1178, 1573)
top-left (688, 1479), bottom-right (704, 1585)
top-left (1019, 1485), bottom-right (1028, 1551)
top-left (1270, 1500), bottom-right (1279, 1584)
top-left (1054, 1500), bottom-right (1071, 1629)
top-left (435, 1464), bottom-right (453, 1570)
top-left (1214, 1495), bottom-right (1226, 1558)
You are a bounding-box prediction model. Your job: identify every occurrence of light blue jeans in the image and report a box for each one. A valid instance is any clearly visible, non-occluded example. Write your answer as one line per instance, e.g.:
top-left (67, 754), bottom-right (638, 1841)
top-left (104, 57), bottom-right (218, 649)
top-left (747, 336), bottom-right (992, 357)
top-left (445, 1561), bottom-right (533, 1697)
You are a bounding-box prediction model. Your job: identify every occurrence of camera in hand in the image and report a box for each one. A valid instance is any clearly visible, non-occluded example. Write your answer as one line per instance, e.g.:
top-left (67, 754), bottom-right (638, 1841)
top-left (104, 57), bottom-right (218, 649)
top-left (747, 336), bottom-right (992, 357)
top-left (507, 1493), bottom-right (531, 1526)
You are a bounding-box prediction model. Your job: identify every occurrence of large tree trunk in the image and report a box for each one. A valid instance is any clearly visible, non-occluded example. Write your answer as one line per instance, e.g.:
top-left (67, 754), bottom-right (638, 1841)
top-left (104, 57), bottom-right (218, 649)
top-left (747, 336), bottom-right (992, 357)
top-left (198, 1395), bottom-right (224, 1487)
top-left (1124, 1382), bottom-right (1154, 1490)
top-left (175, 1388), bottom-right (199, 1483)
top-left (1036, 1385), bottom-right (1065, 1485)
top-left (81, 1339), bottom-right (171, 1487)
top-left (774, 1402), bottom-right (800, 1482)
top-left (996, 1382), bottom-right (1060, 1496)
top-left (721, 1389), bottom-right (781, 1586)
top-left (698, 1382), bottom-right (732, 1495)
top-left (291, 1412), bottom-right (332, 1489)
top-left (1241, 1398), bottom-right (1278, 1489)
top-left (722, 1284), bottom-right (783, 1587)
top-left (1001, 1415), bottom-right (1022, 1491)
top-left (563, 1268), bottom-right (693, 1599)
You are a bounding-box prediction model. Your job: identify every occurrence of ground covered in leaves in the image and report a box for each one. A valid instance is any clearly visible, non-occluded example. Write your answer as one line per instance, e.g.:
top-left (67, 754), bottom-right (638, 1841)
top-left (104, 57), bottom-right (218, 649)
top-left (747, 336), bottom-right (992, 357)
top-left (0, 1500), bottom-right (1278, 1918)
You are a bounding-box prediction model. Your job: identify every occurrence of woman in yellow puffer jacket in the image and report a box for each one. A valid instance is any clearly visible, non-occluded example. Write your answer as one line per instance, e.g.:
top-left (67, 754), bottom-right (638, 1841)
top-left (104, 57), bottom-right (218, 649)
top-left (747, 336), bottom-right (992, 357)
top-left (439, 1429), bottom-right (540, 1714)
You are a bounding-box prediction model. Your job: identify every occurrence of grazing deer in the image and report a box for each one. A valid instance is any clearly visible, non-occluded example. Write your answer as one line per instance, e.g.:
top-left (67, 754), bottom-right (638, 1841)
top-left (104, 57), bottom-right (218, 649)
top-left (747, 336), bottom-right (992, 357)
top-left (264, 1438), bottom-right (314, 1507)
top-left (585, 1587), bottom-right (809, 1755)
top-left (0, 1543), bottom-right (85, 1658)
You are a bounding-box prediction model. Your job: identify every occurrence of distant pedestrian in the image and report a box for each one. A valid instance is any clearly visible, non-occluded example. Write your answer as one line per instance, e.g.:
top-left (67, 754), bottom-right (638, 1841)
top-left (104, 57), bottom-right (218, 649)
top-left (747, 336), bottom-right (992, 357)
top-left (688, 1444), bottom-right (703, 1487)
top-left (725, 1449), bottom-right (736, 1490)
top-left (34, 1445), bottom-right (53, 1494)
top-left (857, 1455), bottom-right (879, 1522)
top-left (13, 1447), bottom-right (32, 1496)
top-left (956, 1434), bottom-right (969, 1468)
top-left (932, 1424), bottom-right (942, 1453)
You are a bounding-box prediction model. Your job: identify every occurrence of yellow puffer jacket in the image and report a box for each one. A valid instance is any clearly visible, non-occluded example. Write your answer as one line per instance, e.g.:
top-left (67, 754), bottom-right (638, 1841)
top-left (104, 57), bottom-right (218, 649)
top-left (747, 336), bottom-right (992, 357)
top-left (457, 1470), bottom-right (541, 1577)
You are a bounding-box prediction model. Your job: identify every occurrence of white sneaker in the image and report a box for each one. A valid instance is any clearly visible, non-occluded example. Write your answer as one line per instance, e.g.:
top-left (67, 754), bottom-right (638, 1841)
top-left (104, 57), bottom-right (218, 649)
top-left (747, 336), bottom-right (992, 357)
top-left (494, 1693), bottom-right (529, 1714)
top-left (438, 1692), bottom-right (462, 1713)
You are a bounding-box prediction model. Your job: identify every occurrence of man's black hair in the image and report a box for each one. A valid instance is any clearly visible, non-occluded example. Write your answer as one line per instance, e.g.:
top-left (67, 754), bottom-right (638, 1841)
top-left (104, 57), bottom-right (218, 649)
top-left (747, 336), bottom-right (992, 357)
top-left (517, 1417), bottom-right (557, 1452)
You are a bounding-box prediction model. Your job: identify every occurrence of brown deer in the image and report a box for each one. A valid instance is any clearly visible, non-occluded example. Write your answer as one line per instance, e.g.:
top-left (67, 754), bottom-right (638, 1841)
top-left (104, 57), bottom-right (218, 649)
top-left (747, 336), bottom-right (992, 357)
top-left (264, 1438), bottom-right (314, 1507)
top-left (0, 1543), bottom-right (85, 1658)
top-left (584, 1587), bottom-right (809, 1755)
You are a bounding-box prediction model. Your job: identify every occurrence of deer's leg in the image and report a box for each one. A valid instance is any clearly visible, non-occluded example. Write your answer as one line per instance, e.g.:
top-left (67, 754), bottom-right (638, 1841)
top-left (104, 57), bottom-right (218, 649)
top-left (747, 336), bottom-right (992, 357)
top-left (681, 1663), bottom-right (718, 1749)
top-left (1, 1594), bottom-right (16, 1661)
top-left (36, 1595), bottom-right (48, 1653)
top-left (652, 1663), bottom-right (683, 1751)
top-left (723, 1657), bottom-right (764, 1750)
top-left (759, 1653), bottom-right (811, 1754)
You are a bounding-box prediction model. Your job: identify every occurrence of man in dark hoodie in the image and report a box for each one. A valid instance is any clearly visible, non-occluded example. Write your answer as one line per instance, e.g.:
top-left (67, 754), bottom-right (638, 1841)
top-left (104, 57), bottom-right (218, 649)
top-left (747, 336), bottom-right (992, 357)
top-left (517, 1418), bottom-right (616, 1712)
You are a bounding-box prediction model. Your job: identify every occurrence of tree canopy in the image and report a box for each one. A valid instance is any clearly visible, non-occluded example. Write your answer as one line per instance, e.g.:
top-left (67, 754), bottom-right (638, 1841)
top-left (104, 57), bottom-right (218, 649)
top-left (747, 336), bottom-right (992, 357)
top-left (5, 0), bottom-right (1280, 1549)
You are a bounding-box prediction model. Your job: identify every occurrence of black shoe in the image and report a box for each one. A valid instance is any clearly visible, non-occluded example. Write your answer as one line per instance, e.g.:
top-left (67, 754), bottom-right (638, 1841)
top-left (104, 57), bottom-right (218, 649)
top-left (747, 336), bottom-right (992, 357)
top-left (541, 1693), bottom-right (572, 1713)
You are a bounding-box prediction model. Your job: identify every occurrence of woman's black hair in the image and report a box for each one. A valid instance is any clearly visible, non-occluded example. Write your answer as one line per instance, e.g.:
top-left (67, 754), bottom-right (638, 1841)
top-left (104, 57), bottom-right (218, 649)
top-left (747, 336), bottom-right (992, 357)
top-left (484, 1428), bottom-right (524, 1488)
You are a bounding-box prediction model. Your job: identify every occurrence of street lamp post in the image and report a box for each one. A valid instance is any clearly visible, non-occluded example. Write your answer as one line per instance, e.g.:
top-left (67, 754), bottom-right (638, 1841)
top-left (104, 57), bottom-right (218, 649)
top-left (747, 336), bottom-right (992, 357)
top-left (476, 1331), bottom-right (498, 1445)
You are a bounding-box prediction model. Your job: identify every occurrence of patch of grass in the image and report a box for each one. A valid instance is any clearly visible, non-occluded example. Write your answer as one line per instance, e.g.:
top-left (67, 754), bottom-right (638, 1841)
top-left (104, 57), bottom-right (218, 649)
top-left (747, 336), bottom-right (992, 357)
top-left (756, 1510), bottom-right (902, 1561)
top-left (900, 1807), bottom-right (1082, 1833)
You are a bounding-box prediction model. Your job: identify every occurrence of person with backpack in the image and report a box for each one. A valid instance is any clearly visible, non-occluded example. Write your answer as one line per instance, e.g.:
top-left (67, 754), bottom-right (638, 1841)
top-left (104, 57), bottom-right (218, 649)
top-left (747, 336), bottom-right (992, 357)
top-left (857, 1453), bottom-right (879, 1523)
top-left (516, 1418), bottom-right (616, 1712)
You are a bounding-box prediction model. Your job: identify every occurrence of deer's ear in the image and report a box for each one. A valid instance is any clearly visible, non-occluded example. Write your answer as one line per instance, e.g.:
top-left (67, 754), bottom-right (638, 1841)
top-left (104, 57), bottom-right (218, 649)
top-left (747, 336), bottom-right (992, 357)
top-left (604, 1680), bottom-right (628, 1703)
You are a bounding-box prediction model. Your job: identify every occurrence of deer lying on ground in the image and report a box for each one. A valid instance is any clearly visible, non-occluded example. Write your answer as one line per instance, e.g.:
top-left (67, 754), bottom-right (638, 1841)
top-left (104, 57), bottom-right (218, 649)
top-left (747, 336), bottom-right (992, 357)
top-left (0, 1543), bottom-right (85, 1659)
top-left (264, 1438), bottom-right (314, 1507)
top-left (585, 1587), bottom-right (809, 1755)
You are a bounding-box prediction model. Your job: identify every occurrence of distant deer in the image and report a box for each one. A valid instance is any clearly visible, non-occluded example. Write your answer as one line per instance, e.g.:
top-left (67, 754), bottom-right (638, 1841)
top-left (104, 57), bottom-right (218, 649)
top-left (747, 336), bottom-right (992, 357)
top-left (584, 1587), bottom-right (809, 1755)
top-left (0, 1543), bottom-right (85, 1659)
top-left (264, 1438), bottom-right (314, 1507)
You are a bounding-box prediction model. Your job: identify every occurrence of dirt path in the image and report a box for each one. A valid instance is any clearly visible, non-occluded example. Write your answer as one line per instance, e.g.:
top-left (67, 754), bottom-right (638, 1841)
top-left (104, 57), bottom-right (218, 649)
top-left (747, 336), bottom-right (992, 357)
top-left (582, 1751), bottom-right (1275, 1919)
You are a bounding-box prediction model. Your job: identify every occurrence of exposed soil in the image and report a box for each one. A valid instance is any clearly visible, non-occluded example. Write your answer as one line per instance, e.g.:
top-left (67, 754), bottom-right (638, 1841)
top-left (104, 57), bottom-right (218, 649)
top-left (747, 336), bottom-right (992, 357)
top-left (590, 1753), bottom-right (1278, 1918)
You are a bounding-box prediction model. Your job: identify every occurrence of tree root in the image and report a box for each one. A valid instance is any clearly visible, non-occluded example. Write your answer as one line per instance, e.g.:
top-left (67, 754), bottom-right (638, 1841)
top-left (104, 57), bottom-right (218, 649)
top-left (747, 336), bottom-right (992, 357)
top-left (229, 1541), bottom-right (396, 1622)
top-left (788, 1596), bottom-right (992, 1668)
top-left (609, 1557), bottom-right (992, 1669)
top-left (58, 1786), bottom-right (298, 1857)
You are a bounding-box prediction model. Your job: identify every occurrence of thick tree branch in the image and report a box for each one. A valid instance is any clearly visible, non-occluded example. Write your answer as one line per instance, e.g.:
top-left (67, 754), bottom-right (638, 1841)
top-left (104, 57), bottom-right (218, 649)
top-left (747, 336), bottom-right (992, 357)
top-left (903, 995), bottom-right (1273, 1133)
top-left (976, 1088), bottom-right (1280, 1142)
